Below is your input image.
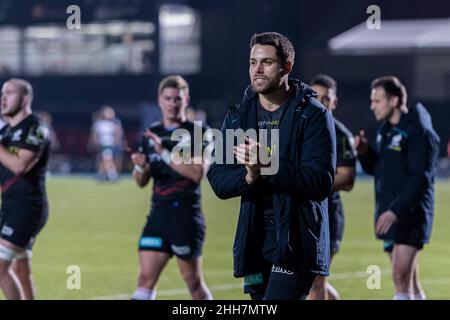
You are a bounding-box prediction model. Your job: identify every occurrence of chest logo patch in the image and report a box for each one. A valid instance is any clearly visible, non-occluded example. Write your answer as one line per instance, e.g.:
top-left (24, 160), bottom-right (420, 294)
top-left (12, 129), bottom-right (23, 141)
top-left (388, 133), bottom-right (403, 151)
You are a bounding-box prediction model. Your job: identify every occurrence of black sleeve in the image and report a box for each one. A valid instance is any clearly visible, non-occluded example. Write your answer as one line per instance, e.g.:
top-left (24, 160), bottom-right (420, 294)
top-left (138, 134), bottom-right (148, 158)
top-left (207, 112), bottom-right (256, 200)
top-left (11, 123), bottom-right (49, 153)
top-left (389, 128), bottom-right (440, 218)
top-left (266, 108), bottom-right (336, 202)
top-left (336, 132), bottom-right (356, 168)
top-left (189, 123), bottom-right (210, 157)
top-left (357, 145), bottom-right (378, 175)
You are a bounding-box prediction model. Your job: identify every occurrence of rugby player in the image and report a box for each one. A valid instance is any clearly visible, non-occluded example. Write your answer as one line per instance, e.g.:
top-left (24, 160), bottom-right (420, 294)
top-left (0, 78), bottom-right (51, 300)
top-left (309, 74), bottom-right (356, 300)
top-left (355, 76), bottom-right (440, 300)
top-left (130, 75), bottom-right (212, 300)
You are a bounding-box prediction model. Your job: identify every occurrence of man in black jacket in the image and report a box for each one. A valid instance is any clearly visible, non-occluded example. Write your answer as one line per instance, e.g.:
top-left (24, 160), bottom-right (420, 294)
top-left (355, 76), bottom-right (440, 300)
top-left (207, 32), bottom-right (336, 300)
top-left (309, 74), bottom-right (356, 300)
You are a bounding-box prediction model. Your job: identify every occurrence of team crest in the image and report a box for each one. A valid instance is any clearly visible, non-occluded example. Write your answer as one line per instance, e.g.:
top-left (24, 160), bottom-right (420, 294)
top-left (26, 125), bottom-right (48, 146)
top-left (388, 133), bottom-right (403, 151)
top-left (12, 129), bottom-right (23, 141)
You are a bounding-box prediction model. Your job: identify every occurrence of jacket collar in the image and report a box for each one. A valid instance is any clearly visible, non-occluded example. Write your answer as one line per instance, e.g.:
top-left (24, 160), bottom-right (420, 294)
top-left (234, 78), bottom-right (316, 158)
top-left (239, 78), bottom-right (316, 108)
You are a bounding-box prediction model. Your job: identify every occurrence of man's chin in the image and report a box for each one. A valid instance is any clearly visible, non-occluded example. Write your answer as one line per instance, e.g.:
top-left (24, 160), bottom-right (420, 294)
top-left (251, 85), bottom-right (270, 94)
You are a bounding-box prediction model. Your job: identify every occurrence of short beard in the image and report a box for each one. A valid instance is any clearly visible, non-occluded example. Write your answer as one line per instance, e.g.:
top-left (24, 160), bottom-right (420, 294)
top-left (252, 80), bottom-right (280, 95)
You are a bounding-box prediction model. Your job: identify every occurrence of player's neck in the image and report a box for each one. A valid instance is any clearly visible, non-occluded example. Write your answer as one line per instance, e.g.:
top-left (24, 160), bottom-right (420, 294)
top-left (258, 83), bottom-right (293, 112)
top-left (8, 109), bottom-right (31, 127)
top-left (388, 106), bottom-right (407, 126)
top-left (163, 115), bottom-right (186, 129)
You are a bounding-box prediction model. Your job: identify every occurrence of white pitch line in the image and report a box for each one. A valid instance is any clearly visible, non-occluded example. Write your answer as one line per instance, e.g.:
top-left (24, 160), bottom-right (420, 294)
top-left (92, 269), bottom-right (390, 300)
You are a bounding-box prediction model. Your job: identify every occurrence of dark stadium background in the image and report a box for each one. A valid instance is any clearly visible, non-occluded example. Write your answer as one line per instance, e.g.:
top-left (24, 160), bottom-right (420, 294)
top-left (0, 0), bottom-right (449, 173)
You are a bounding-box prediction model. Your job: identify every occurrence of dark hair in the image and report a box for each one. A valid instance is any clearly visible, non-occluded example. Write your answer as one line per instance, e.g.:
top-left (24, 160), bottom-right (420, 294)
top-left (157, 75), bottom-right (189, 96)
top-left (250, 32), bottom-right (295, 65)
top-left (371, 76), bottom-right (407, 107)
top-left (310, 74), bottom-right (337, 94)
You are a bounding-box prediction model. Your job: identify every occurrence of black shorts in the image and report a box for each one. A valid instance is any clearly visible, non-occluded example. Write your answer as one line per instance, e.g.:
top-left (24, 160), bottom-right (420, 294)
top-left (329, 198), bottom-right (344, 254)
top-left (244, 264), bottom-right (317, 300)
top-left (380, 219), bottom-right (426, 252)
top-left (138, 205), bottom-right (205, 260)
top-left (0, 202), bottom-right (49, 249)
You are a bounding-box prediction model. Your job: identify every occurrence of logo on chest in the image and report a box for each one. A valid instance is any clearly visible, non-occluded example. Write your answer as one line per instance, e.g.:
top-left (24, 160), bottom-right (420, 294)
top-left (388, 133), bottom-right (403, 151)
top-left (12, 129), bottom-right (23, 141)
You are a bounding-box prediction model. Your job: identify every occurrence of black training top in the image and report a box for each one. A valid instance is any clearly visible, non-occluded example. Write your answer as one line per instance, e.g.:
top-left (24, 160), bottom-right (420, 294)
top-left (139, 120), bottom-right (209, 208)
top-left (358, 103), bottom-right (440, 242)
top-left (328, 117), bottom-right (356, 213)
top-left (256, 98), bottom-right (291, 212)
top-left (0, 114), bottom-right (51, 207)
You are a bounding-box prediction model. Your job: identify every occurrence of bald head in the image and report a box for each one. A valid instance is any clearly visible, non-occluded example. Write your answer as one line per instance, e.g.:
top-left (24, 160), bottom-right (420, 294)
top-left (7, 78), bottom-right (34, 103)
top-left (1, 78), bottom-right (34, 119)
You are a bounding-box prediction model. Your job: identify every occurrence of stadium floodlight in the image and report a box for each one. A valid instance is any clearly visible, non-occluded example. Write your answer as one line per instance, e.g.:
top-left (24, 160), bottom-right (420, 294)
top-left (159, 5), bottom-right (196, 27)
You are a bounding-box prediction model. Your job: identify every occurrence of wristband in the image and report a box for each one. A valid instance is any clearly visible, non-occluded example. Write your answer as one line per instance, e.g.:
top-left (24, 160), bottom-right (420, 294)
top-left (160, 149), bottom-right (172, 165)
top-left (133, 164), bottom-right (146, 174)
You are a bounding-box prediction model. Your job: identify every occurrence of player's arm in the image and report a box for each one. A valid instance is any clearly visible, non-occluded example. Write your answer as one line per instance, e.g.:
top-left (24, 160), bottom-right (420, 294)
top-left (0, 146), bottom-right (40, 176)
top-left (144, 129), bottom-right (208, 184)
top-left (333, 166), bottom-right (355, 192)
top-left (355, 130), bottom-right (377, 175)
top-left (168, 156), bottom-right (205, 184)
top-left (207, 111), bottom-right (257, 199)
top-left (333, 133), bottom-right (356, 192)
top-left (114, 123), bottom-right (124, 146)
top-left (131, 152), bottom-right (151, 187)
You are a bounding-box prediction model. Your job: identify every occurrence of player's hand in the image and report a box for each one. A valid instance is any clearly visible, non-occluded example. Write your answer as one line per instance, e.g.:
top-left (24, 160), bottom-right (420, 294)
top-left (233, 137), bottom-right (261, 168)
top-left (131, 151), bottom-right (148, 168)
top-left (144, 129), bottom-right (164, 154)
top-left (354, 130), bottom-right (369, 155)
top-left (376, 210), bottom-right (398, 236)
top-left (233, 137), bottom-right (263, 184)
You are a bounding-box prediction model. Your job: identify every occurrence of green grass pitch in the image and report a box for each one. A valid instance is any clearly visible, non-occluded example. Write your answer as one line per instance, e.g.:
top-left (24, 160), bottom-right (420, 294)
top-left (0, 177), bottom-right (449, 299)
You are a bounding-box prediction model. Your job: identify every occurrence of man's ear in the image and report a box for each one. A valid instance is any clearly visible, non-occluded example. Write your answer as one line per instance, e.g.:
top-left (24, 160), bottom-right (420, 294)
top-left (22, 94), bottom-right (31, 108)
top-left (333, 97), bottom-right (339, 109)
top-left (390, 96), bottom-right (399, 108)
top-left (280, 61), bottom-right (293, 76)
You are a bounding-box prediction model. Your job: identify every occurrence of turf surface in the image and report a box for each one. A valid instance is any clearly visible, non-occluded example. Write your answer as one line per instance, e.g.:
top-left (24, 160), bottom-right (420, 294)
top-left (1, 176), bottom-right (449, 299)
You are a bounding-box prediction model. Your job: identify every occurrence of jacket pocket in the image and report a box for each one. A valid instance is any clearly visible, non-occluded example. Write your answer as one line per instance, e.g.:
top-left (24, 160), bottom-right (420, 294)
top-left (298, 201), bottom-right (321, 238)
top-left (295, 204), bottom-right (319, 257)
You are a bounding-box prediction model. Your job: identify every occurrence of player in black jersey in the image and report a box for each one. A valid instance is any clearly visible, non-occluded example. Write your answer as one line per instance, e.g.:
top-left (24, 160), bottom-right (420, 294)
top-left (309, 74), bottom-right (356, 300)
top-left (0, 78), bottom-right (51, 300)
top-left (130, 75), bottom-right (212, 300)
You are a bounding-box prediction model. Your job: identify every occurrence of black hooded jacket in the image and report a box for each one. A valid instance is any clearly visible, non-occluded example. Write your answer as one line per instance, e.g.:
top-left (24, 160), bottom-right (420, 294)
top-left (358, 103), bottom-right (440, 243)
top-left (207, 79), bottom-right (336, 277)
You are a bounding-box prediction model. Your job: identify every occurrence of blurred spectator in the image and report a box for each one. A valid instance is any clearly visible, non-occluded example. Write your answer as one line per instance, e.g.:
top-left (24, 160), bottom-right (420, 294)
top-left (447, 137), bottom-right (450, 160)
top-left (88, 106), bottom-right (126, 182)
top-left (35, 110), bottom-right (60, 151)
